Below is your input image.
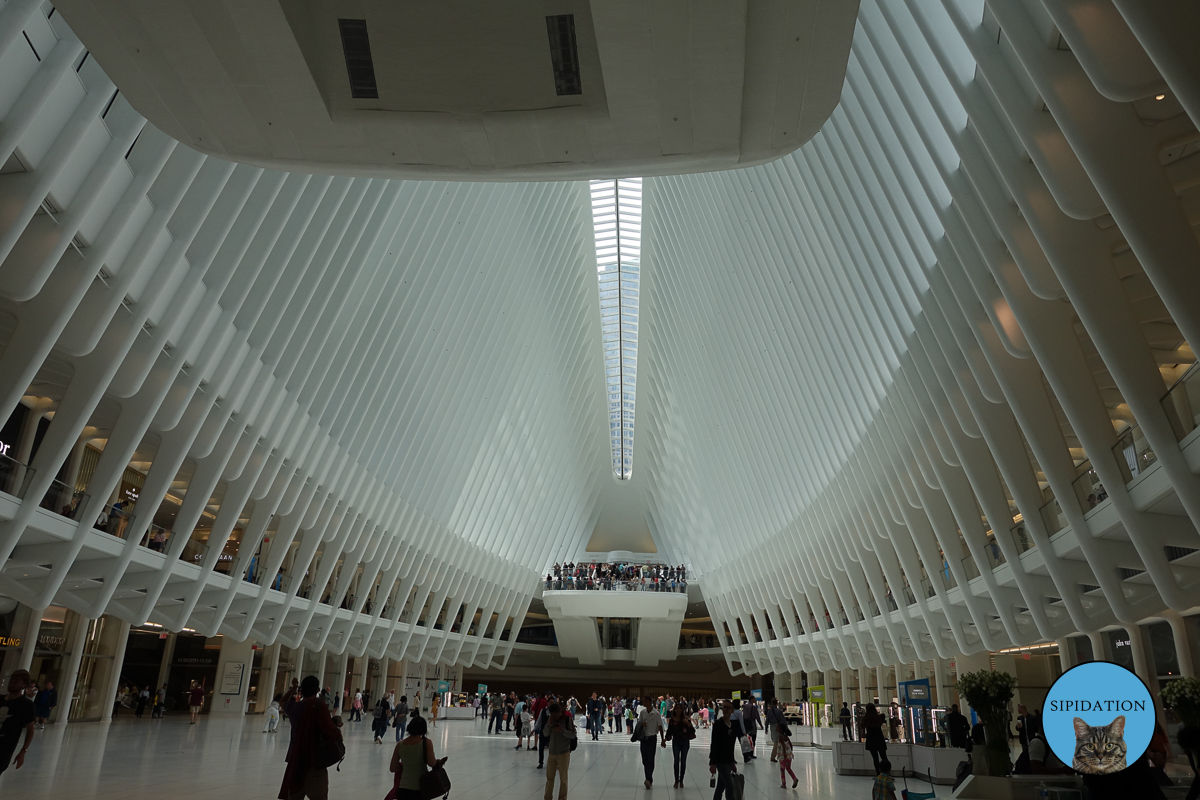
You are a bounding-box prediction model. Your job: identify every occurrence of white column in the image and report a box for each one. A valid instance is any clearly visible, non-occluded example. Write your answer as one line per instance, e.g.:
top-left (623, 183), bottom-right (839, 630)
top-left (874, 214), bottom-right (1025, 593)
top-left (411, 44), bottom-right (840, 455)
top-left (858, 666), bottom-right (869, 704)
top-left (933, 658), bottom-right (946, 707)
top-left (1087, 631), bottom-right (1106, 662)
top-left (376, 657), bottom-right (390, 699)
top-left (1161, 611), bottom-right (1195, 678)
top-left (292, 646), bottom-right (306, 684)
top-left (54, 612), bottom-right (90, 723)
top-left (1126, 624), bottom-right (1152, 684)
top-left (156, 633), bottom-right (177, 692)
top-left (211, 636), bottom-right (255, 716)
top-left (315, 649), bottom-right (327, 690)
top-left (102, 620), bottom-right (131, 721)
top-left (259, 643), bottom-right (282, 709)
top-left (16, 605), bottom-right (46, 672)
top-left (1056, 638), bottom-right (1073, 673)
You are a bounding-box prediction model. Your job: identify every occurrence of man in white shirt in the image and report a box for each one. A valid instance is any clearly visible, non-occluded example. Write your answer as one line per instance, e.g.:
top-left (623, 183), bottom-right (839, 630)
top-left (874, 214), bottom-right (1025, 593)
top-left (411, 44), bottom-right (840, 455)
top-left (636, 695), bottom-right (668, 788)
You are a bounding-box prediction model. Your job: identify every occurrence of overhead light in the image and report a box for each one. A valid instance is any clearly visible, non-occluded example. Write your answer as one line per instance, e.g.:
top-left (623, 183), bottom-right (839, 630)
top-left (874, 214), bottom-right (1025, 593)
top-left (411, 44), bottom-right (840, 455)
top-left (1155, 94), bottom-right (1166, 101)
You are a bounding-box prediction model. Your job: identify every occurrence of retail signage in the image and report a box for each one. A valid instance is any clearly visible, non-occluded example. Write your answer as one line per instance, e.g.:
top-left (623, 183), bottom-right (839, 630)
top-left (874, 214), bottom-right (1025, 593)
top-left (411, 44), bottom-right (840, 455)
top-left (0, 440), bottom-right (10, 457)
top-left (731, 691), bottom-right (741, 699)
top-left (477, 684), bottom-right (487, 695)
top-left (437, 680), bottom-right (450, 693)
top-left (751, 689), bottom-right (762, 700)
top-left (0, 636), bottom-right (20, 648)
top-left (1043, 662), bottom-right (1152, 775)
top-left (220, 661), bottom-right (246, 695)
top-left (808, 685), bottom-right (824, 700)
top-left (899, 679), bottom-right (930, 706)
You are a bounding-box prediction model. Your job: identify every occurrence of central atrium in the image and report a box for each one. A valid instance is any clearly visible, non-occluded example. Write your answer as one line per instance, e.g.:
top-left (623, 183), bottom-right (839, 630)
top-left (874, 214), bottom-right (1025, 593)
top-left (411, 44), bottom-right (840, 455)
top-left (1, 0), bottom-right (1199, 797)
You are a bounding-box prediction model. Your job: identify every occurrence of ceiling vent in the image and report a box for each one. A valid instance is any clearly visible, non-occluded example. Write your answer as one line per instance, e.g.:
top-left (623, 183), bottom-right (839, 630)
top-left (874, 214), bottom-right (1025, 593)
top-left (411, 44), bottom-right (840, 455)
top-left (338, 19), bottom-right (379, 99)
top-left (545, 15), bottom-right (582, 96)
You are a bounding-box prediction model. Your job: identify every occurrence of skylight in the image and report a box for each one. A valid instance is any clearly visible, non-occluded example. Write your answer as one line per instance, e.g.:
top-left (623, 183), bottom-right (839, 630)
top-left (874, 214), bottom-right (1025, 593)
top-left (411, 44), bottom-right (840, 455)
top-left (591, 178), bottom-right (642, 479)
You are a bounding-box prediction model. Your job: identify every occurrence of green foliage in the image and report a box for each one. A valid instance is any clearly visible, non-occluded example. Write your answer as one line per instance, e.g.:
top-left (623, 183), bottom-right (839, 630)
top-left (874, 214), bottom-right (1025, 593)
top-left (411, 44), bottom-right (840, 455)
top-left (956, 669), bottom-right (1018, 725)
top-left (1161, 678), bottom-right (1200, 727)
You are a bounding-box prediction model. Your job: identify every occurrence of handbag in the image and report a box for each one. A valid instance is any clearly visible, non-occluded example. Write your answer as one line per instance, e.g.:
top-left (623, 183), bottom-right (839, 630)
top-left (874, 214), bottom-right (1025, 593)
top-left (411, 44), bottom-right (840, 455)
top-left (312, 706), bottom-right (346, 771)
top-left (739, 735), bottom-right (754, 756)
top-left (727, 771), bottom-right (745, 800)
top-left (419, 764), bottom-right (451, 799)
top-left (631, 719), bottom-right (645, 743)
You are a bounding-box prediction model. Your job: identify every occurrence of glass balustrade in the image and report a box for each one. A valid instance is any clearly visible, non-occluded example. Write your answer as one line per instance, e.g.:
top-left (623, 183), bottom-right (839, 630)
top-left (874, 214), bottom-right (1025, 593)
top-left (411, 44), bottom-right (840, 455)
top-left (1112, 424), bottom-right (1156, 483)
top-left (1071, 462), bottom-right (1107, 513)
top-left (1162, 362), bottom-right (1200, 441)
top-left (1038, 496), bottom-right (1066, 534)
top-left (1010, 523), bottom-right (1035, 555)
top-left (960, 556), bottom-right (981, 581)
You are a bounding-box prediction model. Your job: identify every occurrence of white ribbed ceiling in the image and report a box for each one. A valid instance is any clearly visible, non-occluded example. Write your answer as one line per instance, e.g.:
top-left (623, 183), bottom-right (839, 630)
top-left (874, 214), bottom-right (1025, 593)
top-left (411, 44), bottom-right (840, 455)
top-left (3, 0), bottom-right (1200, 676)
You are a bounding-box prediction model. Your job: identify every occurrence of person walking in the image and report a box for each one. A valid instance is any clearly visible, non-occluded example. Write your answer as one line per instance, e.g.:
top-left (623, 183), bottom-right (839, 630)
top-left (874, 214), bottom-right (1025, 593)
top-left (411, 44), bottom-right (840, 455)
top-left (505, 693), bottom-right (516, 731)
top-left (389, 715), bottom-right (447, 800)
top-left (188, 682), bottom-right (205, 724)
top-left (543, 703), bottom-right (576, 800)
top-left (0, 669), bottom-right (36, 780)
top-left (742, 699), bottom-right (761, 756)
top-left (350, 690), bottom-right (363, 723)
top-left (33, 681), bottom-right (56, 729)
top-left (535, 696), bottom-right (556, 768)
top-left (373, 693), bottom-right (392, 744)
top-left (394, 696), bottom-right (410, 742)
top-left (945, 704), bottom-right (970, 749)
top-left (519, 701), bottom-right (534, 750)
top-left (265, 694), bottom-right (282, 733)
top-left (863, 703), bottom-right (887, 773)
top-left (586, 693), bottom-right (604, 740)
top-left (764, 698), bottom-right (786, 762)
top-left (153, 684), bottom-right (167, 719)
top-left (666, 698), bottom-right (695, 788)
top-left (430, 693), bottom-right (439, 728)
top-left (708, 700), bottom-right (742, 800)
top-left (135, 686), bottom-right (150, 718)
top-left (279, 675), bottom-right (343, 800)
top-left (636, 694), bottom-right (668, 788)
top-left (838, 702), bottom-right (851, 741)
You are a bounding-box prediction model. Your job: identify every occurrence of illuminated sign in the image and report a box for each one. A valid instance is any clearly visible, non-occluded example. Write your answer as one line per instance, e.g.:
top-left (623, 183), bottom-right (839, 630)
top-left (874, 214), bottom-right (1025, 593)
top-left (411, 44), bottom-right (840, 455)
top-left (0, 636), bottom-right (21, 647)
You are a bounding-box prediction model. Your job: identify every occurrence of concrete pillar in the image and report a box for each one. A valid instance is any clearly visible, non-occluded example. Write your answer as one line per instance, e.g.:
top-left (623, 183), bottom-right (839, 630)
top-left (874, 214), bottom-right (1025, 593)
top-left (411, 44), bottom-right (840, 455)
top-left (156, 633), bottom-right (177, 692)
top-left (292, 646), bottom-right (306, 684)
top-left (259, 643), bottom-right (282, 709)
top-left (350, 656), bottom-right (365, 694)
top-left (375, 657), bottom-right (390, 700)
top-left (53, 612), bottom-right (90, 723)
top-left (16, 605), bottom-right (46, 671)
top-left (13, 399), bottom-right (50, 494)
top-left (315, 649), bottom-right (327, 690)
top-left (1086, 631), bottom-right (1106, 662)
top-left (334, 651), bottom-right (349, 700)
top-left (1126, 624), bottom-right (1151, 684)
top-left (933, 658), bottom-right (946, 707)
top-left (1162, 611), bottom-right (1195, 678)
top-left (102, 620), bottom-right (131, 721)
top-left (1056, 638), bottom-right (1073, 672)
top-left (895, 662), bottom-right (904, 699)
top-left (211, 636), bottom-right (255, 716)
top-left (858, 666), bottom-right (869, 704)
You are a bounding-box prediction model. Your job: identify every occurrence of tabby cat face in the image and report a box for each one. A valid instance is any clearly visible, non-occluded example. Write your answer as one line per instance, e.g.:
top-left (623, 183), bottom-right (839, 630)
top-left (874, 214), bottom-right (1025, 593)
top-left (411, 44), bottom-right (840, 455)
top-left (1072, 715), bottom-right (1127, 774)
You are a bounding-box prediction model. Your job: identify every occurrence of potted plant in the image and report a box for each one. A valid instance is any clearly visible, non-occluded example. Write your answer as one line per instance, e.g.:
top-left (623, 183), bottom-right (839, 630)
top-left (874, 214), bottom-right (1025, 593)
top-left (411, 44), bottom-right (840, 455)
top-left (956, 669), bottom-right (1018, 776)
top-left (1161, 678), bottom-right (1200, 773)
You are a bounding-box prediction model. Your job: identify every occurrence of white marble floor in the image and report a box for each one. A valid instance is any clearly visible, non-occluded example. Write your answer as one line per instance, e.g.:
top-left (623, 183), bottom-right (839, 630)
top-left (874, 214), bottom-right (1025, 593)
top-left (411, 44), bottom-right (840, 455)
top-left (0, 714), bottom-right (953, 799)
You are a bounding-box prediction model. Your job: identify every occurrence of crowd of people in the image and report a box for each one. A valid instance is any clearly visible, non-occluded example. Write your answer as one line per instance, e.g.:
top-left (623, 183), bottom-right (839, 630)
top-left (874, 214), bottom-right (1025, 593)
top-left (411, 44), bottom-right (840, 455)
top-left (545, 562), bottom-right (689, 593)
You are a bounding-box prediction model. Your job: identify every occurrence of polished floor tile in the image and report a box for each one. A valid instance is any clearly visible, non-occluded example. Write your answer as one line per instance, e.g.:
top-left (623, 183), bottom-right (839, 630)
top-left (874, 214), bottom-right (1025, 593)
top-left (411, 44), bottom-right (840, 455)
top-left (0, 714), bottom-right (954, 798)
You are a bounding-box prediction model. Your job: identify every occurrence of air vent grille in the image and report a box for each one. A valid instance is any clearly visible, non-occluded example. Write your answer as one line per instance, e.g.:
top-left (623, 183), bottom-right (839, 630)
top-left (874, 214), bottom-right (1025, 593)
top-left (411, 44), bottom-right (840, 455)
top-left (338, 19), bottom-right (379, 99)
top-left (546, 15), bottom-right (582, 96)
top-left (1166, 545), bottom-right (1198, 561)
top-left (1117, 567), bottom-right (1145, 580)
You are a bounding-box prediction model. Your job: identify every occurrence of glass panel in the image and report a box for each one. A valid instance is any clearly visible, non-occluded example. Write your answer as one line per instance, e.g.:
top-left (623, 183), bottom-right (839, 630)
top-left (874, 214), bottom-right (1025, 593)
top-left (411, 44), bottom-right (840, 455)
top-left (591, 178), bottom-right (642, 479)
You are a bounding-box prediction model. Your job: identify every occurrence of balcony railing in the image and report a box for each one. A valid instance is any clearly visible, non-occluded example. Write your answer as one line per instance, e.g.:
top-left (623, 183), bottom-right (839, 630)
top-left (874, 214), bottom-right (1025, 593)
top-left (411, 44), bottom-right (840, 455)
top-left (1113, 424), bottom-right (1156, 483)
top-left (544, 577), bottom-right (687, 593)
top-left (1010, 524), bottom-right (1035, 555)
top-left (1163, 362), bottom-right (1200, 441)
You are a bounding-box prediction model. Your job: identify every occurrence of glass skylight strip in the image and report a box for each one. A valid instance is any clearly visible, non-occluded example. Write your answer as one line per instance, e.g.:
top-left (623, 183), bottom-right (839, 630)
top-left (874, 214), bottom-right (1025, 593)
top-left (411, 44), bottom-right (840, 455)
top-left (591, 177), bottom-right (642, 479)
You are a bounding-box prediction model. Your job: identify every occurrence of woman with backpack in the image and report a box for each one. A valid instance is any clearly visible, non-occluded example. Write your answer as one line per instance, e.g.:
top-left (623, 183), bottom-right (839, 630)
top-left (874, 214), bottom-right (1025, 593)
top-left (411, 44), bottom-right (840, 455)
top-left (393, 695), bottom-right (410, 742)
top-left (373, 694), bottom-right (392, 744)
top-left (389, 715), bottom-right (448, 800)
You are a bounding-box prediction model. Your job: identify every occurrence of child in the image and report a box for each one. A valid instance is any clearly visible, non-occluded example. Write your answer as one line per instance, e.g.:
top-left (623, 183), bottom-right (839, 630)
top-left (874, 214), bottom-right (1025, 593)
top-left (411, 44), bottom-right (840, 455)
top-left (521, 705), bottom-right (534, 749)
top-left (263, 693), bottom-right (281, 733)
top-left (871, 759), bottom-right (897, 800)
top-left (778, 725), bottom-right (797, 788)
